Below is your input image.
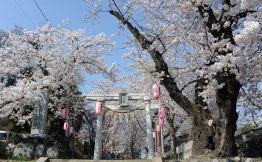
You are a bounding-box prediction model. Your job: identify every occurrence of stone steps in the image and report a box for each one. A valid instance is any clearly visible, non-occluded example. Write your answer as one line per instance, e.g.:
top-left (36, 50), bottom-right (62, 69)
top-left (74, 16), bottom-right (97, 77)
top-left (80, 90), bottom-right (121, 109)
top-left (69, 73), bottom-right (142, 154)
top-left (47, 157), bottom-right (162, 162)
top-left (50, 160), bottom-right (152, 162)
top-left (163, 157), bottom-right (262, 162)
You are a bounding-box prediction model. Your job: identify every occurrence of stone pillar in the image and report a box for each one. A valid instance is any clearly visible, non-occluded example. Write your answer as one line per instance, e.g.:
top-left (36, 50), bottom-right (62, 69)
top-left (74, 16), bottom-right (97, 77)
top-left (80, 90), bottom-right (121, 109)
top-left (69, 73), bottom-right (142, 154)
top-left (144, 97), bottom-right (154, 159)
top-left (31, 90), bottom-right (49, 138)
top-left (93, 104), bottom-right (103, 160)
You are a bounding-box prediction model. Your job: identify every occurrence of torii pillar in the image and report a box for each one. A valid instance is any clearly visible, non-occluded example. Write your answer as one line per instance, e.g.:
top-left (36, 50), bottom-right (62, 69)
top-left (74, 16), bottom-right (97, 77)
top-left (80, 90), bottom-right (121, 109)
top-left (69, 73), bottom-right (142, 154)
top-left (94, 108), bottom-right (103, 160)
top-left (144, 96), bottom-right (155, 159)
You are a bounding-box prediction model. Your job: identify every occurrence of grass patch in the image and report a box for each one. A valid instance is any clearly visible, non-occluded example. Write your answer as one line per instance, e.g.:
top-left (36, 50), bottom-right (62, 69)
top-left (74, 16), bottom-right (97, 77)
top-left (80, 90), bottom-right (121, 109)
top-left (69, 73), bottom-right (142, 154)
top-left (11, 156), bottom-right (31, 161)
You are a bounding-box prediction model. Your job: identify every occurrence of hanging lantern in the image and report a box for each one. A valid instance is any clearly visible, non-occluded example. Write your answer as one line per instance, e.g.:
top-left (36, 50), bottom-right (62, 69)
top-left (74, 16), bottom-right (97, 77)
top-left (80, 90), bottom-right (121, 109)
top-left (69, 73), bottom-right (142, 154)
top-left (96, 98), bottom-right (102, 115)
top-left (159, 106), bottom-right (165, 119)
top-left (63, 122), bottom-right (69, 131)
top-left (156, 124), bottom-right (161, 132)
top-left (160, 118), bottom-right (165, 127)
top-left (69, 126), bottom-right (74, 134)
top-left (152, 84), bottom-right (160, 100)
top-left (61, 108), bottom-right (70, 119)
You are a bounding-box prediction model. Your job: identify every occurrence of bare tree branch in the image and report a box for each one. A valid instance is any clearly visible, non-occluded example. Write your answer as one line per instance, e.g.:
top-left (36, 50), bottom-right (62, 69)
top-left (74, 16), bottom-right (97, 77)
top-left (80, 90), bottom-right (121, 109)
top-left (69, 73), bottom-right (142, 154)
top-left (181, 79), bottom-right (197, 92)
top-left (0, 96), bottom-right (24, 109)
top-left (241, 87), bottom-right (262, 109)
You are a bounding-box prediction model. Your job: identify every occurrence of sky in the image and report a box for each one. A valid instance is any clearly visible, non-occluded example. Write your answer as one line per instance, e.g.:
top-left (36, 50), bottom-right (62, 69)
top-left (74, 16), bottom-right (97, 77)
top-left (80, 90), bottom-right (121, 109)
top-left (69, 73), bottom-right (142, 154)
top-left (0, 0), bottom-right (132, 93)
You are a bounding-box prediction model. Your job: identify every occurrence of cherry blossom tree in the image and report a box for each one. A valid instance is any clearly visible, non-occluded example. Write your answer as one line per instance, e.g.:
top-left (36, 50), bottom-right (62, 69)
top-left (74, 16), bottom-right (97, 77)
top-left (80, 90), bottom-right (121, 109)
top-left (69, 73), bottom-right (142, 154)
top-left (0, 24), bottom-right (116, 131)
top-left (84, 0), bottom-right (262, 157)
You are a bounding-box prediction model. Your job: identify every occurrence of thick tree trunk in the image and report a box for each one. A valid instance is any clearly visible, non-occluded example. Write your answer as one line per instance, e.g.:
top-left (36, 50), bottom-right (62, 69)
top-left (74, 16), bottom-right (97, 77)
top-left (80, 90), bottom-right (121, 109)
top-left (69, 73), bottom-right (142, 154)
top-left (191, 107), bottom-right (216, 156)
top-left (191, 78), bottom-right (216, 156)
top-left (191, 74), bottom-right (240, 157)
top-left (216, 73), bottom-right (240, 157)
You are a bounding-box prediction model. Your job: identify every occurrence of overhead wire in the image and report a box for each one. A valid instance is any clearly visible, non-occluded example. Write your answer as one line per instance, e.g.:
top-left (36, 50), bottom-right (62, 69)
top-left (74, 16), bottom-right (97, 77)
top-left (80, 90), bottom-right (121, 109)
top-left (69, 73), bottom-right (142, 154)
top-left (13, 0), bottom-right (35, 26)
top-left (33, 0), bottom-right (48, 22)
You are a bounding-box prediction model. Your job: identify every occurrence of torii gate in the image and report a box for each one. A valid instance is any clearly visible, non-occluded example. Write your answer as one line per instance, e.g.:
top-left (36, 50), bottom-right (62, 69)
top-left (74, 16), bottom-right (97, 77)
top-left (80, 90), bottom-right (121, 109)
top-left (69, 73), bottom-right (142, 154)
top-left (84, 93), bottom-right (159, 160)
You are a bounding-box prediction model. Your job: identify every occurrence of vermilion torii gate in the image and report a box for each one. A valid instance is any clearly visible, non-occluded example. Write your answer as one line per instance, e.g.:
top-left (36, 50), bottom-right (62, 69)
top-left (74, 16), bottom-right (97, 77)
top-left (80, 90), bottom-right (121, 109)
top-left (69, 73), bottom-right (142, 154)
top-left (84, 93), bottom-right (160, 160)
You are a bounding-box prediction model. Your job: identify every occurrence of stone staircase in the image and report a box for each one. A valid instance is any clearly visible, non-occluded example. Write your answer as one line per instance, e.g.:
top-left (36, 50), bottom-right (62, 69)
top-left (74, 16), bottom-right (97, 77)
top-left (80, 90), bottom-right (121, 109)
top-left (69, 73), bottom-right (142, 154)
top-left (50, 160), bottom-right (153, 162)
top-left (36, 157), bottom-right (162, 162)
top-left (163, 158), bottom-right (262, 162)
top-left (36, 157), bottom-right (262, 162)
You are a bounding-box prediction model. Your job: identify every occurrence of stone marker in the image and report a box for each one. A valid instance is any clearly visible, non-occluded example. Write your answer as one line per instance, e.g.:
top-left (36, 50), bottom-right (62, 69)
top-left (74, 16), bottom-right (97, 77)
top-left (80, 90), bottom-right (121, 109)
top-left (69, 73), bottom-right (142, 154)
top-left (31, 90), bottom-right (49, 138)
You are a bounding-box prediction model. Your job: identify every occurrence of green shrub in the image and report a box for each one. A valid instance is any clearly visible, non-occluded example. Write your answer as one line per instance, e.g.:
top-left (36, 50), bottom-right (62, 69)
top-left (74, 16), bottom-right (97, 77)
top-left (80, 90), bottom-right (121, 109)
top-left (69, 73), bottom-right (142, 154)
top-left (0, 141), bottom-right (12, 159)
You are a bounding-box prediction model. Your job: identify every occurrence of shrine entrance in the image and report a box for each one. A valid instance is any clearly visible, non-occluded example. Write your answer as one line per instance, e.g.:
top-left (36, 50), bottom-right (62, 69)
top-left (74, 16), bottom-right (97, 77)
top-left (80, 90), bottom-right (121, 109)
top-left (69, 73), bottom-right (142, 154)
top-left (85, 93), bottom-right (162, 160)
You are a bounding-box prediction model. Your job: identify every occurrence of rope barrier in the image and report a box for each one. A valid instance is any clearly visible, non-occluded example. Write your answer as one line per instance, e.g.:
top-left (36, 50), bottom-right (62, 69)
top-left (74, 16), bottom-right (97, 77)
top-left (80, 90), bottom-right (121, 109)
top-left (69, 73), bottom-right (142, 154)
top-left (104, 103), bottom-right (147, 113)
